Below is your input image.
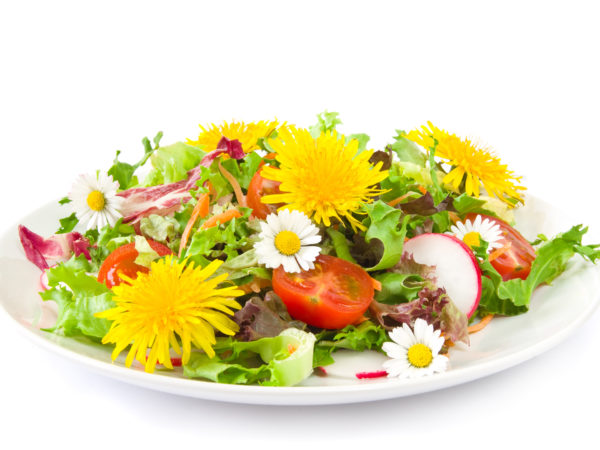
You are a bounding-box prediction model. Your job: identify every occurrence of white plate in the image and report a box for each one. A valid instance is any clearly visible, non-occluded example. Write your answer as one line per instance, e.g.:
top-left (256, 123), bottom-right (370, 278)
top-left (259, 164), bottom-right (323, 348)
top-left (1, 196), bottom-right (599, 405)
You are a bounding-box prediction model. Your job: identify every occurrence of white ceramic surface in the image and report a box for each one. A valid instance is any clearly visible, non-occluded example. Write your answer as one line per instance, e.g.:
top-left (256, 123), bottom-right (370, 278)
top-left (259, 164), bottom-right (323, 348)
top-left (1, 196), bottom-right (599, 405)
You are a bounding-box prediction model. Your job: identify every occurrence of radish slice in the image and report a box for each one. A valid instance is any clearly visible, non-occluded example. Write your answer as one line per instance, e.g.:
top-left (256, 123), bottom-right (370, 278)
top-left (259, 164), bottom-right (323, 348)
top-left (402, 233), bottom-right (482, 317)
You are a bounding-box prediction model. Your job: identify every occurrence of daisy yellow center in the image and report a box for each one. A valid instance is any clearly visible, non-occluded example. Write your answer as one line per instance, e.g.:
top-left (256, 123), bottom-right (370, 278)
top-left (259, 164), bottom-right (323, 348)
top-left (86, 190), bottom-right (105, 211)
top-left (463, 231), bottom-right (481, 248)
top-left (407, 343), bottom-right (433, 368)
top-left (274, 230), bottom-right (301, 256)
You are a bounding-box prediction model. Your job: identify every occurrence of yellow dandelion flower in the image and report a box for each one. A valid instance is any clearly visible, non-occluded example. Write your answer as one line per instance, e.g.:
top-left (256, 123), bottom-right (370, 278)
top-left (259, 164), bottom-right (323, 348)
top-left (187, 119), bottom-right (281, 153)
top-left (406, 122), bottom-right (525, 206)
top-left (260, 126), bottom-right (388, 231)
top-left (96, 255), bottom-right (243, 373)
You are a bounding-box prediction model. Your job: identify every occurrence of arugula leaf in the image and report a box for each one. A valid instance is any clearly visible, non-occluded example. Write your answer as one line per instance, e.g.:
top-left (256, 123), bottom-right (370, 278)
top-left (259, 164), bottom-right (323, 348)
top-left (56, 212), bottom-right (79, 234)
top-left (40, 255), bottom-right (115, 339)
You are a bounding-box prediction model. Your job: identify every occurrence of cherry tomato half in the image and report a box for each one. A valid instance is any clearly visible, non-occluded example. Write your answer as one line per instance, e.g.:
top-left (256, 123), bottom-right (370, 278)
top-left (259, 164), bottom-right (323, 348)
top-left (97, 239), bottom-right (173, 288)
top-left (247, 165), bottom-right (282, 219)
top-left (272, 254), bottom-right (376, 329)
top-left (465, 213), bottom-right (536, 281)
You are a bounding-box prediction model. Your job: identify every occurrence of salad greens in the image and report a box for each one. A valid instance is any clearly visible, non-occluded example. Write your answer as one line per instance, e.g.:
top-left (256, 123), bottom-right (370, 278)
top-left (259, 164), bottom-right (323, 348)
top-left (18, 112), bottom-right (600, 387)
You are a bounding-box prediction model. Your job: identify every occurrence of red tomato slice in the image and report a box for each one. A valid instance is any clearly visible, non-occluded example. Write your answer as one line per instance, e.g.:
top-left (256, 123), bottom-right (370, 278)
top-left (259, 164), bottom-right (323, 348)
top-left (272, 254), bottom-right (376, 329)
top-left (247, 165), bottom-right (282, 219)
top-left (465, 213), bottom-right (536, 281)
top-left (97, 239), bottom-right (173, 288)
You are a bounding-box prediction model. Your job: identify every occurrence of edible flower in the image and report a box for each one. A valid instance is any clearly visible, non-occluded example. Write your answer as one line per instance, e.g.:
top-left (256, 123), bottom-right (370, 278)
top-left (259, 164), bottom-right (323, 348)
top-left (254, 209), bottom-right (321, 273)
top-left (188, 119), bottom-right (280, 153)
top-left (449, 215), bottom-right (503, 253)
top-left (260, 126), bottom-right (388, 231)
top-left (96, 255), bottom-right (243, 373)
top-left (406, 122), bottom-right (525, 206)
top-left (68, 172), bottom-right (123, 230)
top-left (382, 318), bottom-right (449, 378)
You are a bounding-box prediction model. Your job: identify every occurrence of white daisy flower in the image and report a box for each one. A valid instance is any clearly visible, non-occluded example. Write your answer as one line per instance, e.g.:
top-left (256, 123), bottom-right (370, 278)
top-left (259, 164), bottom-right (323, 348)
top-left (69, 172), bottom-right (124, 230)
top-left (449, 214), bottom-right (503, 252)
top-left (254, 209), bottom-right (321, 273)
top-left (382, 318), bottom-right (449, 379)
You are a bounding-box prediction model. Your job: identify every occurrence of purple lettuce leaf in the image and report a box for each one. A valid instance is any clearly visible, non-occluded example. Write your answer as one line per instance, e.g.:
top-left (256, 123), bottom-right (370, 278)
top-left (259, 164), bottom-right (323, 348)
top-left (233, 291), bottom-right (306, 342)
top-left (369, 286), bottom-right (469, 345)
top-left (19, 225), bottom-right (91, 271)
top-left (200, 137), bottom-right (245, 167)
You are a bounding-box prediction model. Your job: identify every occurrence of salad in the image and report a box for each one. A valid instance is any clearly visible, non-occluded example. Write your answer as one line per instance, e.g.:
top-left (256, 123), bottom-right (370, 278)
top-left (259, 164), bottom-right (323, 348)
top-left (18, 112), bottom-right (600, 386)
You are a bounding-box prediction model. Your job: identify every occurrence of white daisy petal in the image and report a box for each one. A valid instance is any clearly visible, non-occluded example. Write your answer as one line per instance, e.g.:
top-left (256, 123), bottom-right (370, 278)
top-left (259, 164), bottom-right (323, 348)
top-left (383, 319), bottom-right (448, 379)
top-left (254, 210), bottom-right (322, 273)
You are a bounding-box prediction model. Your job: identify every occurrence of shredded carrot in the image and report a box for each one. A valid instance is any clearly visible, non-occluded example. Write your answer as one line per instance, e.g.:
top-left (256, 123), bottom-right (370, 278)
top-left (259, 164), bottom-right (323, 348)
top-left (264, 152), bottom-right (278, 160)
top-left (417, 185), bottom-right (427, 195)
top-left (178, 193), bottom-right (210, 257)
top-left (371, 277), bottom-right (382, 291)
top-left (218, 160), bottom-right (247, 207)
top-left (205, 180), bottom-right (216, 203)
top-left (467, 314), bottom-right (494, 334)
top-left (448, 211), bottom-right (460, 224)
top-left (201, 208), bottom-right (242, 229)
top-left (488, 242), bottom-right (512, 262)
top-left (239, 277), bottom-right (272, 294)
top-left (386, 193), bottom-right (413, 208)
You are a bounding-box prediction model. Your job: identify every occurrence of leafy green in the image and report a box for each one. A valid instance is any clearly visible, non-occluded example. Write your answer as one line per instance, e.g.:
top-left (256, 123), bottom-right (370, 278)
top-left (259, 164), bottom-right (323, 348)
top-left (313, 321), bottom-right (387, 367)
top-left (183, 328), bottom-right (316, 386)
top-left (360, 201), bottom-right (410, 271)
top-left (58, 197), bottom-right (72, 205)
top-left (347, 133), bottom-right (370, 153)
top-left (133, 236), bottom-right (160, 267)
top-left (374, 272), bottom-right (425, 304)
top-left (84, 219), bottom-right (136, 268)
top-left (40, 255), bottom-right (114, 339)
top-left (388, 131), bottom-right (427, 166)
top-left (183, 212), bottom-right (253, 263)
top-left (478, 225), bottom-right (600, 315)
top-left (143, 142), bottom-right (206, 185)
top-left (326, 228), bottom-right (357, 264)
top-left (309, 111), bottom-right (342, 138)
top-left (139, 214), bottom-right (180, 247)
top-left (56, 213), bottom-right (79, 234)
top-left (108, 131), bottom-right (163, 190)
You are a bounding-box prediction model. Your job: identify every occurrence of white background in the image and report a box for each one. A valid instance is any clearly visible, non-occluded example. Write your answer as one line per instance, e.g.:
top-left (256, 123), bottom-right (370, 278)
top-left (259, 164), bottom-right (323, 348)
top-left (1, 1), bottom-right (599, 448)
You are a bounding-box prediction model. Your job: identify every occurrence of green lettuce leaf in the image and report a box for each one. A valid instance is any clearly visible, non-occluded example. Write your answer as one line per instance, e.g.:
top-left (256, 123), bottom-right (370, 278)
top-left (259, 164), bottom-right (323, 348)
top-left (309, 111), bottom-right (342, 138)
top-left (183, 328), bottom-right (316, 386)
top-left (360, 201), bottom-right (410, 271)
top-left (478, 225), bottom-right (600, 315)
top-left (108, 132), bottom-right (163, 190)
top-left (40, 255), bottom-right (114, 339)
top-left (144, 141), bottom-right (206, 185)
top-left (140, 214), bottom-right (180, 246)
top-left (313, 321), bottom-right (387, 367)
top-left (56, 212), bottom-right (79, 234)
top-left (388, 131), bottom-right (427, 166)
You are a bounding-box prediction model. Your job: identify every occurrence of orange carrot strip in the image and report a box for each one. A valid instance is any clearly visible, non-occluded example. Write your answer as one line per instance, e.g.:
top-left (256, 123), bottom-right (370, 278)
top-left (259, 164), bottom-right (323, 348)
top-left (218, 160), bottom-right (247, 207)
top-left (386, 193), bottom-right (413, 208)
top-left (417, 185), bottom-right (428, 195)
top-left (467, 314), bottom-right (494, 334)
top-left (371, 278), bottom-right (382, 291)
top-left (488, 242), bottom-right (512, 262)
top-left (178, 193), bottom-right (210, 257)
top-left (201, 209), bottom-right (242, 230)
top-left (264, 152), bottom-right (278, 160)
